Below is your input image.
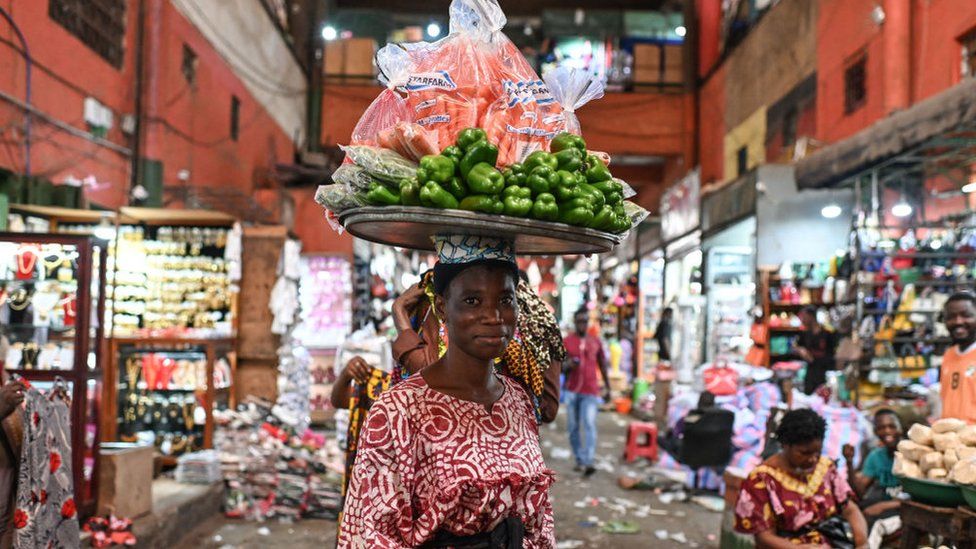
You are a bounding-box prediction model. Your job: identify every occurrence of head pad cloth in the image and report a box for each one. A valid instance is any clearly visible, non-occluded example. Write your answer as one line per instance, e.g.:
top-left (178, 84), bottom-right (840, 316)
top-left (431, 235), bottom-right (517, 295)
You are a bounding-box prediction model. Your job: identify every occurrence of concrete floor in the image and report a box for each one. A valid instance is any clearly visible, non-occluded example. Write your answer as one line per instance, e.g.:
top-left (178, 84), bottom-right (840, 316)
top-left (176, 407), bottom-right (722, 548)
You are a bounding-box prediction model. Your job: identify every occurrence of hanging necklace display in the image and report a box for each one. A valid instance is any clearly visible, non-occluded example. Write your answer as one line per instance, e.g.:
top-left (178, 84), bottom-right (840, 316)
top-left (7, 288), bottom-right (32, 311)
top-left (61, 294), bottom-right (77, 327)
top-left (31, 288), bottom-right (61, 328)
top-left (57, 259), bottom-right (74, 283)
top-left (41, 250), bottom-right (63, 278)
top-left (15, 247), bottom-right (38, 280)
top-left (20, 343), bottom-right (39, 369)
top-left (0, 287), bottom-right (7, 308)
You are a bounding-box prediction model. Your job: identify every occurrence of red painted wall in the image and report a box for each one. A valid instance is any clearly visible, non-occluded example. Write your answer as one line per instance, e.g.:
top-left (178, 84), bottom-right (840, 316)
top-left (816, 0), bottom-right (976, 145)
top-left (0, 0), bottom-right (300, 213)
top-left (142, 0), bottom-right (295, 205)
top-left (0, 0), bottom-right (137, 206)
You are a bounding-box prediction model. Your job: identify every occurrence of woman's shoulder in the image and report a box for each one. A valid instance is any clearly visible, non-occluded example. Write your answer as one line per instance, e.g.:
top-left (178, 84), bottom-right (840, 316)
top-left (373, 374), bottom-right (429, 411)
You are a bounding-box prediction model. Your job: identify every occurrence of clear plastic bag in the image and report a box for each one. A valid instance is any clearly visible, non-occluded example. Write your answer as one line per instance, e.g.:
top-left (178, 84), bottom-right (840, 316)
top-left (615, 177), bottom-right (637, 199)
top-left (315, 183), bottom-right (366, 215)
top-left (330, 164), bottom-right (373, 193)
top-left (350, 45), bottom-right (420, 146)
top-left (543, 66), bottom-right (605, 136)
top-left (339, 145), bottom-right (418, 183)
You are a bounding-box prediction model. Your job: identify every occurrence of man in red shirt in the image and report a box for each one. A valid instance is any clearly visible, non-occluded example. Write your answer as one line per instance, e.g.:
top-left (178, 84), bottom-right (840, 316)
top-left (564, 308), bottom-right (611, 477)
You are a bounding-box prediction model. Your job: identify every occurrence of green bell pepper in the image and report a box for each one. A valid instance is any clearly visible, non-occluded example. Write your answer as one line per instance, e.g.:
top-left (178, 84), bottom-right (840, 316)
top-left (611, 204), bottom-right (632, 233)
top-left (591, 179), bottom-right (623, 196)
top-left (509, 163), bottom-right (526, 175)
top-left (365, 182), bottom-right (401, 206)
top-left (502, 186), bottom-right (533, 217)
top-left (550, 132), bottom-right (587, 154)
top-left (531, 193), bottom-right (559, 221)
top-left (465, 163), bottom-right (505, 195)
top-left (558, 198), bottom-right (596, 226)
top-left (459, 195), bottom-right (504, 215)
top-left (578, 182), bottom-right (606, 209)
top-left (552, 170), bottom-right (582, 202)
top-left (443, 176), bottom-right (468, 200)
top-left (585, 155), bottom-right (613, 183)
top-left (459, 140), bottom-right (499, 179)
top-left (523, 151), bottom-right (558, 173)
top-left (604, 190), bottom-right (623, 206)
top-left (420, 181), bottom-right (459, 209)
top-left (442, 145), bottom-right (463, 169)
top-left (503, 167), bottom-right (526, 188)
top-left (526, 166), bottom-right (560, 197)
top-left (419, 155), bottom-right (456, 184)
top-left (456, 128), bottom-right (488, 152)
top-left (589, 205), bottom-right (617, 231)
top-left (399, 177), bottom-right (422, 206)
top-left (554, 147), bottom-right (584, 173)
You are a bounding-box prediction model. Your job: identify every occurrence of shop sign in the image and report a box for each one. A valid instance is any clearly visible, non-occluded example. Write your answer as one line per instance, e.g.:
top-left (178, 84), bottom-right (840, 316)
top-left (661, 168), bottom-right (700, 242)
top-left (701, 172), bottom-right (757, 235)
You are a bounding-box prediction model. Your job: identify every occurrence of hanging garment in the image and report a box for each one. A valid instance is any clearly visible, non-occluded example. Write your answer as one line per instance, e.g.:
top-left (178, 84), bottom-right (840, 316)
top-left (13, 384), bottom-right (80, 549)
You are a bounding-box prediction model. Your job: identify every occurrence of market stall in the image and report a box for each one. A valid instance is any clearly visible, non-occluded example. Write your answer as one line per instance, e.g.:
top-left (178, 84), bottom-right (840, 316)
top-left (0, 231), bottom-right (107, 518)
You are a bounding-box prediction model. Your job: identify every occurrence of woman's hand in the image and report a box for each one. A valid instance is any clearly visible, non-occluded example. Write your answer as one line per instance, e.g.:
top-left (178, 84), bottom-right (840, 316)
top-left (0, 380), bottom-right (26, 419)
top-left (393, 284), bottom-right (427, 332)
top-left (343, 357), bottom-right (372, 384)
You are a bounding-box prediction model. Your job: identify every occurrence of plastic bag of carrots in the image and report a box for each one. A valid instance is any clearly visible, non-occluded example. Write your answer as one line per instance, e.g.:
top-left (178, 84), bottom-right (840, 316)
top-left (543, 66), bottom-right (605, 137)
top-left (349, 44), bottom-right (441, 161)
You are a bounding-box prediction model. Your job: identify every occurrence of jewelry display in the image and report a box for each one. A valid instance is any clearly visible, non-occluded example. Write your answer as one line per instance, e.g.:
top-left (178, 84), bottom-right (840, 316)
top-left (15, 246), bottom-right (38, 280)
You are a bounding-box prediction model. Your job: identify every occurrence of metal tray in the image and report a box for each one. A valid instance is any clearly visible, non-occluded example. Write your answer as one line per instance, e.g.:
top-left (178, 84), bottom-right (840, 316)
top-left (338, 206), bottom-right (621, 255)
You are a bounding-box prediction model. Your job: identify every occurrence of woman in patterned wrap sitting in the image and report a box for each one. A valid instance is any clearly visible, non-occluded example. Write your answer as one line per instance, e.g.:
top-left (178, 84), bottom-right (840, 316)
top-left (735, 408), bottom-right (868, 548)
top-left (337, 235), bottom-right (554, 549)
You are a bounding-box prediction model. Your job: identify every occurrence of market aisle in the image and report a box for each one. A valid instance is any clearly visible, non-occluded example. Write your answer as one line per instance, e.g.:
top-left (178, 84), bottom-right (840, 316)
top-left (177, 407), bottom-right (722, 548)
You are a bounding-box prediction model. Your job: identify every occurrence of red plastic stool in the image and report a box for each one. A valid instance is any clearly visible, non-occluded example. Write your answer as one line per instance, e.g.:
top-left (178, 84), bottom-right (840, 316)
top-left (624, 421), bottom-right (659, 463)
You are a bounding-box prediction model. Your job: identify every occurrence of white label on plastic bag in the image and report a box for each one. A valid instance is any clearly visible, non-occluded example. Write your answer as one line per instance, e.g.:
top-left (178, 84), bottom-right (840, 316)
top-left (503, 80), bottom-right (555, 107)
top-left (415, 99), bottom-right (437, 112)
top-left (543, 114), bottom-right (565, 125)
top-left (505, 124), bottom-right (556, 138)
top-left (406, 71), bottom-right (457, 91)
top-left (417, 114), bottom-right (451, 126)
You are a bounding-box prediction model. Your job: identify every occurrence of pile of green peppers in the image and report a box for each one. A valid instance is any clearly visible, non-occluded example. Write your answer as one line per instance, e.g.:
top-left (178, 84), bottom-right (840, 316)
top-left (387, 128), bottom-right (632, 234)
top-left (501, 132), bottom-right (632, 233)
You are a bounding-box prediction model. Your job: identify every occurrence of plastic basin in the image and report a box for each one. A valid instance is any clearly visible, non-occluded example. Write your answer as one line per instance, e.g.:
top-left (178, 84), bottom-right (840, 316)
top-left (897, 475), bottom-right (966, 507)
top-left (960, 484), bottom-right (976, 510)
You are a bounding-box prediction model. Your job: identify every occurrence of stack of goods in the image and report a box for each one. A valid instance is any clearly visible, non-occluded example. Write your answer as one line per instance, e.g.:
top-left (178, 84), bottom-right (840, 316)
top-left (316, 0), bottom-right (647, 237)
top-left (215, 401), bottom-right (344, 521)
top-left (175, 450), bottom-right (222, 484)
top-left (894, 419), bottom-right (976, 482)
top-left (105, 225), bottom-right (235, 337)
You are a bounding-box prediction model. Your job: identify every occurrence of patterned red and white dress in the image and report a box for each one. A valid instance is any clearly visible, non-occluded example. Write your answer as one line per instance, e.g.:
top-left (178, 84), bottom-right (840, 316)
top-left (337, 374), bottom-right (555, 548)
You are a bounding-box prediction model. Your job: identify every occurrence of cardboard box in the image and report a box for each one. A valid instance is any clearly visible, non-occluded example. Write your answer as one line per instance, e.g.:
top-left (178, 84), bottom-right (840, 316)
top-left (324, 38), bottom-right (377, 77)
top-left (663, 44), bottom-right (683, 67)
top-left (633, 66), bottom-right (662, 84)
top-left (344, 38), bottom-right (376, 77)
top-left (663, 66), bottom-right (684, 84)
top-left (98, 443), bottom-right (154, 519)
top-left (633, 44), bottom-right (661, 69)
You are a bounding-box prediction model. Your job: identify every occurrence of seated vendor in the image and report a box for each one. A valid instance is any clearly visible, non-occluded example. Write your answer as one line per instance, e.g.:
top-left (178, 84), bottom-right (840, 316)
top-left (843, 409), bottom-right (903, 519)
top-left (735, 408), bottom-right (868, 548)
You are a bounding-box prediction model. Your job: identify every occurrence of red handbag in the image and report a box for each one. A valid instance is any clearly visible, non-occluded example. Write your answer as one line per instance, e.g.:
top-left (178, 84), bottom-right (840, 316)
top-left (703, 363), bottom-right (739, 396)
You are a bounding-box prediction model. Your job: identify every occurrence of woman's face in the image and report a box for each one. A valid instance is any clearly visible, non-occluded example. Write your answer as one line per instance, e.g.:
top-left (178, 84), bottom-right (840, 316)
top-left (782, 439), bottom-right (823, 475)
top-left (436, 264), bottom-right (517, 361)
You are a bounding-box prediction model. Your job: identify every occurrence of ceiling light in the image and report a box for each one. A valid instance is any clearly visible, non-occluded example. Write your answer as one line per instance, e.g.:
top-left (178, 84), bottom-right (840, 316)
top-left (821, 204), bottom-right (842, 219)
top-left (321, 25), bottom-right (337, 41)
top-left (426, 22), bottom-right (441, 38)
top-left (891, 201), bottom-right (912, 218)
top-left (675, 25), bottom-right (687, 37)
top-left (962, 182), bottom-right (976, 193)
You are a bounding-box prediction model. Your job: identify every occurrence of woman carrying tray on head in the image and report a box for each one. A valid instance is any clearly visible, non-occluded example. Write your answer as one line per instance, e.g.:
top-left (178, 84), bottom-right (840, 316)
top-left (390, 265), bottom-right (563, 425)
top-left (337, 235), bottom-right (555, 549)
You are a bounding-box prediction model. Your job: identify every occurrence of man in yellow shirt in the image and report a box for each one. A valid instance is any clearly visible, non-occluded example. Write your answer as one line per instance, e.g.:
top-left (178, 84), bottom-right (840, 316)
top-left (941, 292), bottom-right (976, 423)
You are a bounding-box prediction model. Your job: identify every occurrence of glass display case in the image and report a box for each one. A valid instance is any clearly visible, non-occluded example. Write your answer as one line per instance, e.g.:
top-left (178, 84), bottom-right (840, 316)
top-left (0, 232), bottom-right (107, 518)
top-left (104, 338), bottom-right (235, 462)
